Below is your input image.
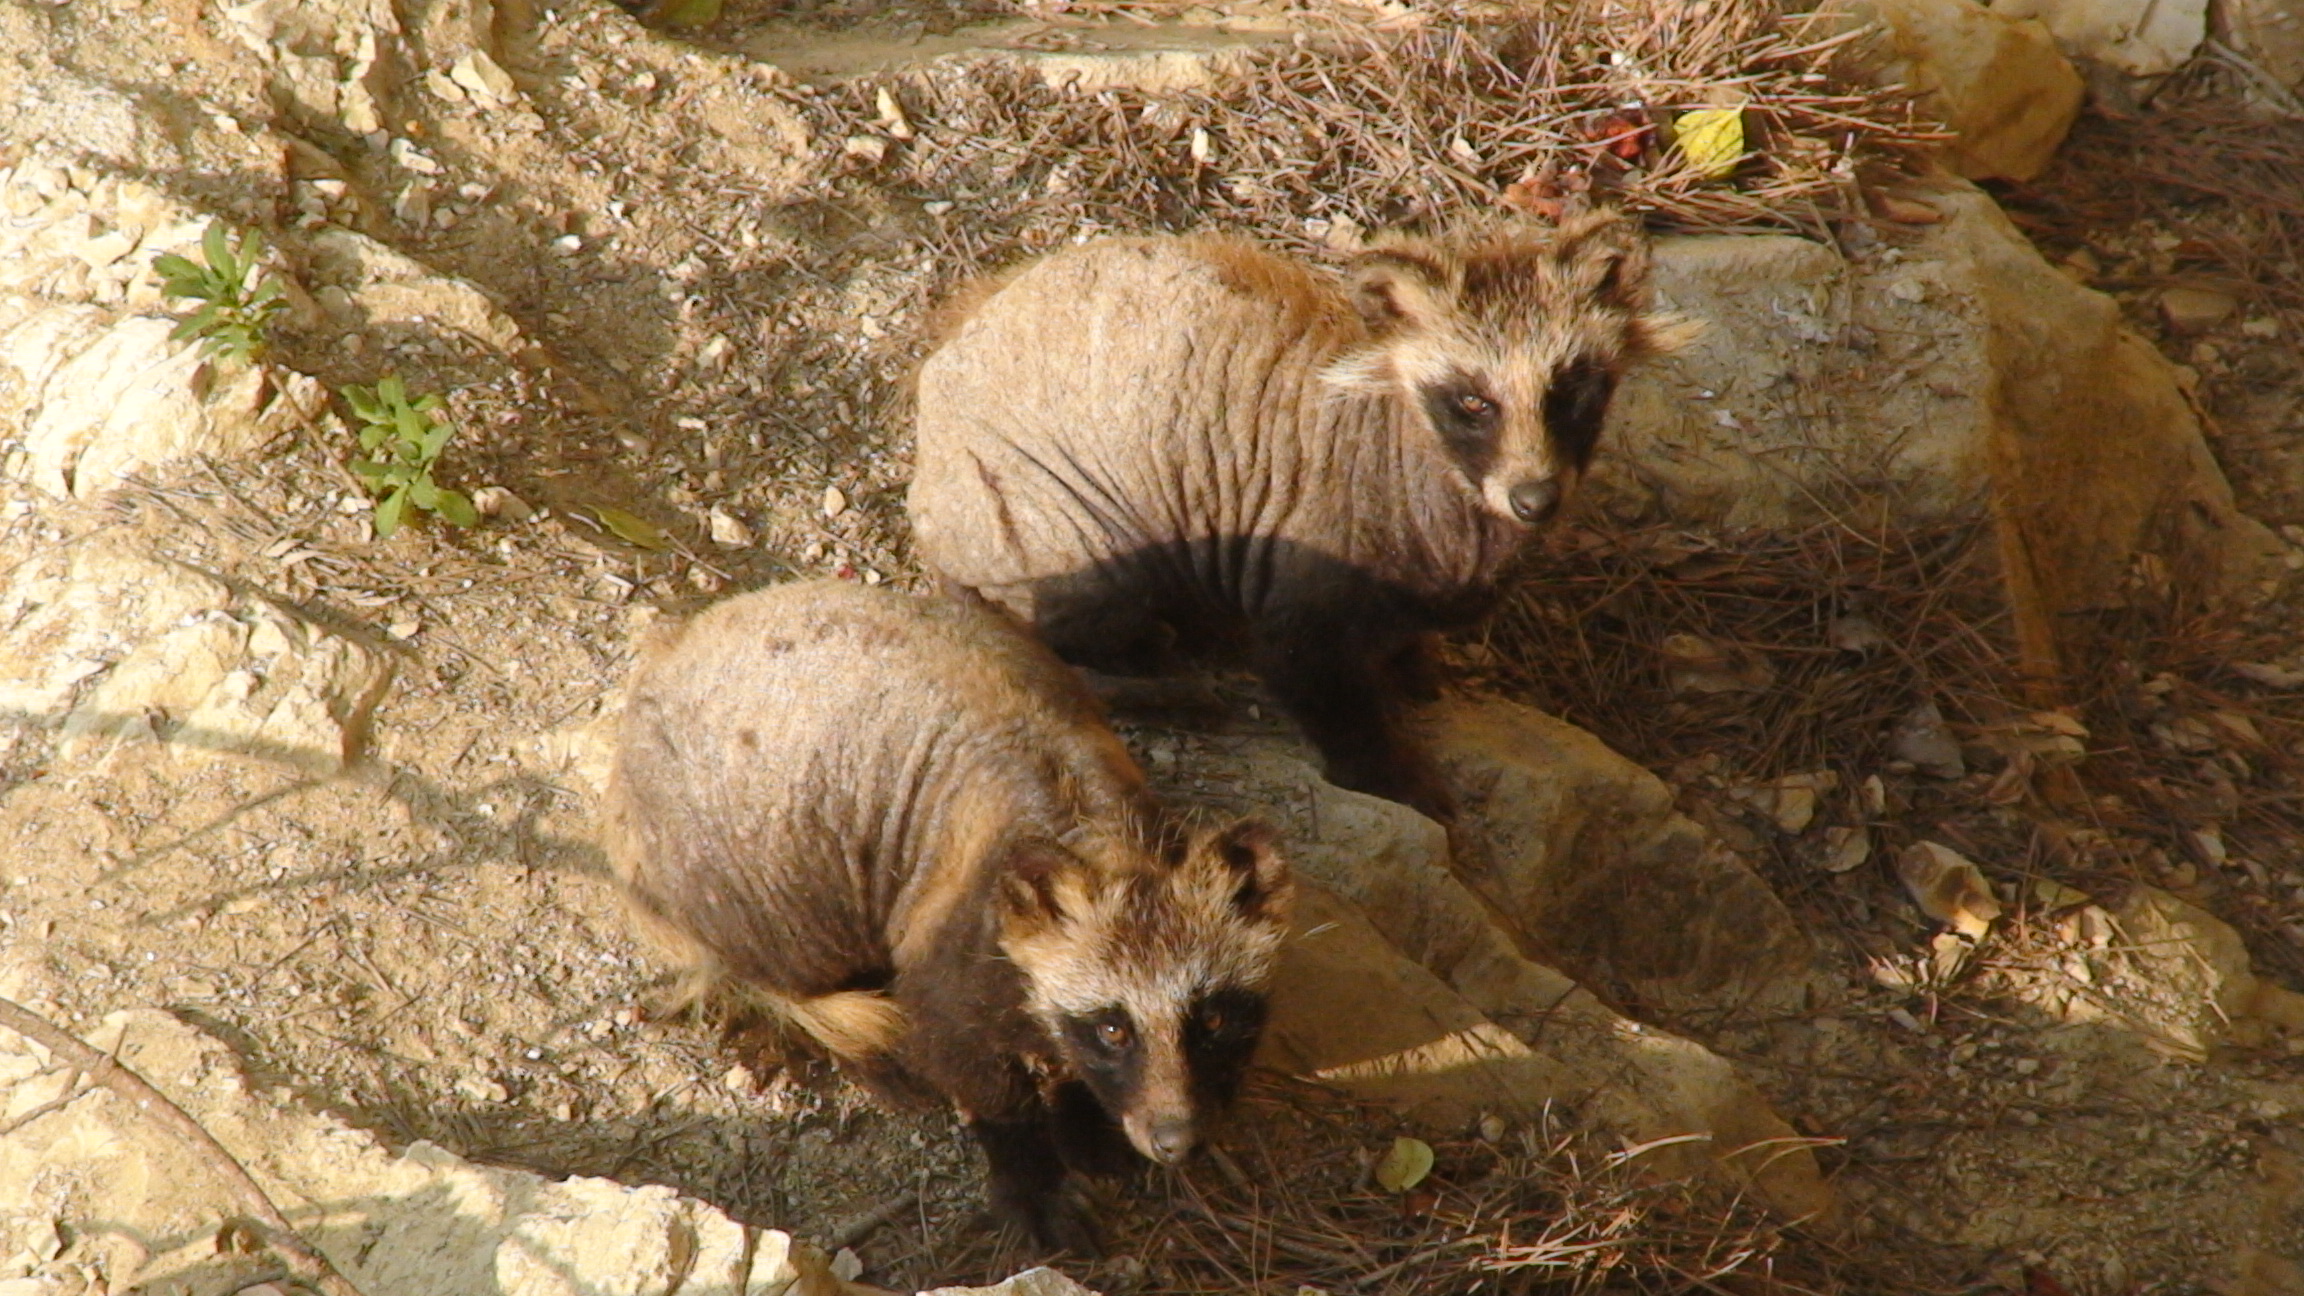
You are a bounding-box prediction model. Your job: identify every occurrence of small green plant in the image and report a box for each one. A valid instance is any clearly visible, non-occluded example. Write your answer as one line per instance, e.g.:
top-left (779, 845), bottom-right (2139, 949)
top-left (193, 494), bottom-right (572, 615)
top-left (152, 219), bottom-right (285, 365)
top-left (344, 376), bottom-right (478, 539)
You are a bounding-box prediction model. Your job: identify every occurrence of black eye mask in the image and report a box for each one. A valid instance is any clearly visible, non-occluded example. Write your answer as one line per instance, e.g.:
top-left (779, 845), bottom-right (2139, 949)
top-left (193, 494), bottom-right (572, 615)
top-left (1543, 356), bottom-right (1617, 472)
top-left (1061, 1006), bottom-right (1144, 1100)
top-left (1422, 370), bottom-right (1503, 477)
top-left (1182, 986), bottom-right (1266, 1103)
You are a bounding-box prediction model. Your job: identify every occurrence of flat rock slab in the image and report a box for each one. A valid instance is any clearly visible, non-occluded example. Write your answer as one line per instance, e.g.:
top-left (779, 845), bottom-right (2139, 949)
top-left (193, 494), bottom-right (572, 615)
top-left (1175, 711), bottom-right (1834, 1223)
top-left (0, 532), bottom-right (391, 773)
top-left (0, 1010), bottom-right (796, 1296)
top-left (1603, 178), bottom-right (2281, 675)
top-left (1423, 696), bottom-right (1822, 1019)
top-left (1260, 885), bottom-right (1838, 1226)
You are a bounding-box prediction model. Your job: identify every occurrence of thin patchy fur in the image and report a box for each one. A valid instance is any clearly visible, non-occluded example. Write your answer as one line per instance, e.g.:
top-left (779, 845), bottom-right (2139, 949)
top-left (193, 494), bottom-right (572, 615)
top-left (602, 580), bottom-right (1291, 1251)
top-left (909, 210), bottom-right (1691, 819)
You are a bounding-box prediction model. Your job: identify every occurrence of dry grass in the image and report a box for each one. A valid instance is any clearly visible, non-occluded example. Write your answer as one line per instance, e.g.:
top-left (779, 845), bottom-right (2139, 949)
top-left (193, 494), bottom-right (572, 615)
top-left (843, 0), bottom-right (1944, 267)
top-left (899, 1077), bottom-right (1862, 1295)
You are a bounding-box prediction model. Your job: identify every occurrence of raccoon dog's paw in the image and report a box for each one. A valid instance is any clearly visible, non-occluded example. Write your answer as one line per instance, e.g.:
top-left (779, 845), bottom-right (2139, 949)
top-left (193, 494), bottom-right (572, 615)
top-left (992, 1179), bottom-right (1105, 1257)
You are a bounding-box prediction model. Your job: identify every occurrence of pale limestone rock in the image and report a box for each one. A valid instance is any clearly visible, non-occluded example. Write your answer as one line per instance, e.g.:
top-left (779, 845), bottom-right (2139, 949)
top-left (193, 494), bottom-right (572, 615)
top-left (1261, 885), bottom-right (1837, 1225)
top-left (1422, 698), bottom-right (1820, 1017)
top-left (1603, 179), bottom-right (2281, 670)
top-left (0, 1010), bottom-right (781, 1296)
top-left (919, 1269), bottom-right (1102, 1296)
top-left (447, 48), bottom-right (519, 107)
top-left (2010, 887), bottom-right (2304, 1058)
top-left (1194, 706), bottom-right (1817, 1021)
top-left (0, 308), bottom-right (324, 497)
top-left (1188, 726), bottom-right (1832, 1221)
top-left (0, 158), bottom-right (230, 310)
top-left (0, 535), bottom-right (391, 773)
top-left (2218, 0), bottom-right (2304, 92)
top-left (0, 162), bottom-right (325, 495)
top-left (220, 0), bottom-right (391, 135)
top-left (1991, 0), bottom-right (2207, 76)
top-left (304, 227), bottom-right (525, 352)
top-left (1821, 0), bottom-right (2084, 180)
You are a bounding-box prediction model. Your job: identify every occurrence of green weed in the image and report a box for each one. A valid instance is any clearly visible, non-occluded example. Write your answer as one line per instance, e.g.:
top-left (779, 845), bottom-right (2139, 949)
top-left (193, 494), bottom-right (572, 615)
top-left (152, 219), bottom-right (285, 365)
top-left (343, 376), bottom-right (478, 539)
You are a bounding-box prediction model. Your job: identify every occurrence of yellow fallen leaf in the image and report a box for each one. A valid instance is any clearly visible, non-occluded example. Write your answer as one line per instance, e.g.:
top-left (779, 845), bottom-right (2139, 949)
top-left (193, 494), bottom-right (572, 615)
top-left (1675, 107), bottom-right (1745, 180)
top-left (591, 505), bottom-right (671, 551)
top-left (1374, 1136), bottom-right (1434, 1193)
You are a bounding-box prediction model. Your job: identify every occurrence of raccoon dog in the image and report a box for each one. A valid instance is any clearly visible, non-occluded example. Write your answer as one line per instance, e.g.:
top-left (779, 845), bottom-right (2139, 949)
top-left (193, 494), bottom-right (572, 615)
top-left (601, 579), bottom-right (1293, 1251)
top-left (911, 210), bottom-right (1692, 819)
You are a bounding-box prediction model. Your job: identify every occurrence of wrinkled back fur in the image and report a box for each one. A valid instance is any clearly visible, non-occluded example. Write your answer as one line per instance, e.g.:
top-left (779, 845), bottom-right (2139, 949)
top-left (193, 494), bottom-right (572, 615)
top-left (907, 211), bottom-right (1687, 816)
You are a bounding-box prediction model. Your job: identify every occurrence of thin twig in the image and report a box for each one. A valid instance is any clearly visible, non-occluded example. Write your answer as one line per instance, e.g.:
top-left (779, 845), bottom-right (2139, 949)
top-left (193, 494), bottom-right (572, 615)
top-left (826, 1190), bottom-right (921, 1251)
top-left (0, 1066), bottom-right (90, 1138)
top-left (0, 997), bottom-right (375, 1296)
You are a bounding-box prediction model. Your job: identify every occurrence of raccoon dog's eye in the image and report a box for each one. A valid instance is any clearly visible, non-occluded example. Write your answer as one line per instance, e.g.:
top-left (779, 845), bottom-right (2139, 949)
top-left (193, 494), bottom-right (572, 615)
top-left (1456, 392), bottom-right (1498, 421)
top-left (1096, 1020), bottom-right (1133, 1049)
top-left (1200, 1006), bottom-right (1226, 1033)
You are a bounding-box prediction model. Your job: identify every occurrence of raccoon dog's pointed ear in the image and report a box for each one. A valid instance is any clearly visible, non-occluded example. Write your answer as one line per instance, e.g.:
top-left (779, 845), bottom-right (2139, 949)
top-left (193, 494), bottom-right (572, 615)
top-left (1348, 244), bottom-right (1455, 336)
top-left (999, 841), bottom-right (1094, 937)
top-left (1323, 242), bottom-right (1460, 393)
top-left (1201, 819), bottom-right (1292, 922)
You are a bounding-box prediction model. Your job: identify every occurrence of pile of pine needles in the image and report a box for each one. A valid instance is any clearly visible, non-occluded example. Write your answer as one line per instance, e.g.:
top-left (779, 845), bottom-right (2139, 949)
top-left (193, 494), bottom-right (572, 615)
top-left (1470, 517), bottom-right (2015, 783)
top-left (911, 1078), bottom-right (1856, 1295)
top-left (842, 0), bottom-right (1945, 259)
top-left (1470, 512), bottom-right (2304, 990)
top-left (2004, 58), bottom-right (2304, 330)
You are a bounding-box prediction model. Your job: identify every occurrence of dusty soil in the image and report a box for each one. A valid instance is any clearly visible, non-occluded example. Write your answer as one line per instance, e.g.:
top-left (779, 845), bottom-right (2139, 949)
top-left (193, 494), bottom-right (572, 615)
top-left (2, 1), bottom-right (2302, 1293)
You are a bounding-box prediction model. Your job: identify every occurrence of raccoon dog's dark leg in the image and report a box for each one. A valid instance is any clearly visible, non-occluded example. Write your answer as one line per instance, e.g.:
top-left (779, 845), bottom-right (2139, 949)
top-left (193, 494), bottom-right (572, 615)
top-left (1049, 1078), bottom-right (1140, 1177)
top-left (1023, 568), bottom-right (1181, 678)
top-left (970, 1111), bottom-right (1103, 1255)
top-left (1386, 631), bottom-right (1447, 704)
top-left (1253, 612), bottom-right (1455, 822)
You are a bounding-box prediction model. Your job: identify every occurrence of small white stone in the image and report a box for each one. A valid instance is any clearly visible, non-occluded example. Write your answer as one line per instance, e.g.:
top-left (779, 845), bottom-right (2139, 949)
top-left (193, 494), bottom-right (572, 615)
top-left (388, 137), bottom-right (443, 175)
top-left (707, 508), bottom-right (753, 549)
top-left (875, 87), bottom-right (913, 139)
top-left (472, 485), bottom-right (534, 522)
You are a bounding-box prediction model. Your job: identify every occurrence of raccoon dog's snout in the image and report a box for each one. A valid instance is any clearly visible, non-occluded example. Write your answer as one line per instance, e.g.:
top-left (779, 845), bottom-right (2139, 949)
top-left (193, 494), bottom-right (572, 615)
top-left (1507, 478), bottom-right (1561, 525)
top-left (1129, 1112), bottom-right (1197, 1165)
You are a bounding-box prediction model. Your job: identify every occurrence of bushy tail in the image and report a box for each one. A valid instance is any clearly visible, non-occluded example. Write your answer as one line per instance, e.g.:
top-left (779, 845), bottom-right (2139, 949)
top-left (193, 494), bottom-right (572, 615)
top-left (756, 987), bottom-right (908, 1061)
top-left (614, 886), bottom-right (908, 1061)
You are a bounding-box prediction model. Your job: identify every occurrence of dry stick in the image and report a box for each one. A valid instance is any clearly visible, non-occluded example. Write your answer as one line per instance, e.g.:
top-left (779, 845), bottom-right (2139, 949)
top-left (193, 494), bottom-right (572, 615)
top-left (0, 996), bottom-right (373, 1296)
top-left (0, 1066), bottom-right (88, 1138)
top-left (825, 1190), bottom-right (921, 1251)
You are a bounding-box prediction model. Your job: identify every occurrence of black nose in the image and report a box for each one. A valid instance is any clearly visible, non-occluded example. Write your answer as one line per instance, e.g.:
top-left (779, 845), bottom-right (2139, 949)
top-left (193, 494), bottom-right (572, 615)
top-left (1145, 1118), bottom-right (1196, 1164)
top-left (1508, 478), bottom-right (1561, 525)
